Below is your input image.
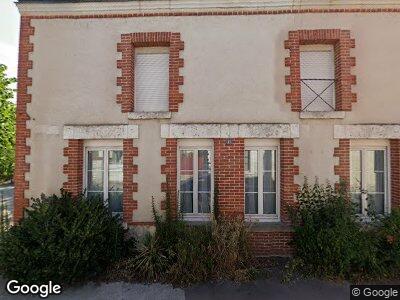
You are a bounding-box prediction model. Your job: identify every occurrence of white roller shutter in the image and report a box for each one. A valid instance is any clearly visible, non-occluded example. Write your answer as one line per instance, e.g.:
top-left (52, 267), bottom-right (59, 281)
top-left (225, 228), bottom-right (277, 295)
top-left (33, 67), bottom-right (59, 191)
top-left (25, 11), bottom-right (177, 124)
top-left (134, 53), bottom-right (169, 112)
top-left (300, 47), bottom-right (335, 112)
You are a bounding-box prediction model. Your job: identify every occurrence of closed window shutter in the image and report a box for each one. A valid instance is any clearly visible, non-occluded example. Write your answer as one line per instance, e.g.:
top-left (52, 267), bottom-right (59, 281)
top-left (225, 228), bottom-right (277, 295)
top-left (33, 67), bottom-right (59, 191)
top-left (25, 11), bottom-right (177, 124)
top-left (134, 53), bottom-right (169, 112)
top-left (300, 49), bottom-right (335, 111)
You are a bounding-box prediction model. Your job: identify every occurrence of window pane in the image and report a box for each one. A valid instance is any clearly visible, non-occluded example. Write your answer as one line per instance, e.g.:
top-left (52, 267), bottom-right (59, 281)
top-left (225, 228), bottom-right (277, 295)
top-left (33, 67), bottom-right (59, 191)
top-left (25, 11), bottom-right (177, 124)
top-left (198, 171), bottom-right (211, 192)
top-left (180, 175), bottom-right (193, 192)
top-left (365, 150), bottom-right (385, 194)
top-left (245, 175), bottom-right (258, 193)
top-left (198, 193), bottom-right (211, 213)
top-left (263, 150), bottom-right (276, 172)
top-left (87, 170), bottom-right (104, 191)
top-left (365, 150), bottom-right (385, 172)
top-left (109, 171), bottom-right (123, 192)
top-left (180, 150), bottom-right (194, 171)
top-left (245, 193), bottom-right (258, 214)
top-left (88, 150), bottom-right (104, 170)
top-left (368, 194), bottom-right (385, 215)
top-left (108, 192), bottom-right (123, 213)
top-left (351, 193), bottom-right (362, 214)
top-left (263, 172), bottom-right (276, 193)
top-left (108, 150), bottom-right (123, 170)
top-left (198, 150), bottom-right (211, 171)
top-left (263, 193), bottom-right (276, 215)
top-left (180, 193), bottom-right (193, 213)
top-left (87, 191), bottom-right (103, 201)
top-left (244, 151), bottom-right (250, 172)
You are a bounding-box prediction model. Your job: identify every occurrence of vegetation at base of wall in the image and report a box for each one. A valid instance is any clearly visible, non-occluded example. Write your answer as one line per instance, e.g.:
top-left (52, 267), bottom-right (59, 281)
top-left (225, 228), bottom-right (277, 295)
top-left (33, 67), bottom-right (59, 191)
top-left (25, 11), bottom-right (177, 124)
top-left (0, 190), bottom-right (136, 285)
top-left (285, 179), bottom-right (400, 281)
top-left (0, 64), bottom-right (16, 183)
top-left (107, 197), bottom-right (253, 286)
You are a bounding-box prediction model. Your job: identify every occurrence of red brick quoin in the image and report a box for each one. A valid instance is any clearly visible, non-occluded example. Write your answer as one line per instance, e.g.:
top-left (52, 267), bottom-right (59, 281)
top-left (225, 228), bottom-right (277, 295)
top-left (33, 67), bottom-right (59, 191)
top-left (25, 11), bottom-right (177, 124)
top-left (214, 138), bottom-right (245, 217)
top-left (123, 139), bottom-right (139, 224)
top-left (14, 17), bottom-right (34, 223)
top-left (117, 32), bottom-right (184, 113)
top-left (284, 29), bottom-right (356, 112)
top-left (63, 140), bottom-right (84, 196)
top-left (391, 139), bottom-right (400, 209)
top-left (334, 139), bottom-right (350, 189)
top-left (161, 139), bottom-right (178, 216)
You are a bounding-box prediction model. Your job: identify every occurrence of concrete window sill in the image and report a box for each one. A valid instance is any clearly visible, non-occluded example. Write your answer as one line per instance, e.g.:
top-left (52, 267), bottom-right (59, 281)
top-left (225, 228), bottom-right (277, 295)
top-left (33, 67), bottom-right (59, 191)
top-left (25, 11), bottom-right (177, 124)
top-left (128, 111), bottom-right (172, 120)
top-left (299, 111), bottom-right (346, 119)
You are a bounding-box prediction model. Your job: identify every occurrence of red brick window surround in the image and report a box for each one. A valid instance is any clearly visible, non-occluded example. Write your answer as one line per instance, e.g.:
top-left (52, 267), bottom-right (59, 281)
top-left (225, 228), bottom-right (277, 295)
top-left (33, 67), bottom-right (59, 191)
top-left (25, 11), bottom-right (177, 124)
top-left (117, 32), bottom-right (184, 113)
top-left (391, 139), bottom-right (400, 209)
top-left (284, 29), bottom-right (356, 112)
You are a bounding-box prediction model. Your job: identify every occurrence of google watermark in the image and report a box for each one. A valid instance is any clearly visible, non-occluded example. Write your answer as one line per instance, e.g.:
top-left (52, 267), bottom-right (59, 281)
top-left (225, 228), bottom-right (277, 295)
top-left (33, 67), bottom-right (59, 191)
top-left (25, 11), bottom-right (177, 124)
top-left (351, 285), bottom-right (400, 299)
top-left (6, 280), bottom-right (62, 298)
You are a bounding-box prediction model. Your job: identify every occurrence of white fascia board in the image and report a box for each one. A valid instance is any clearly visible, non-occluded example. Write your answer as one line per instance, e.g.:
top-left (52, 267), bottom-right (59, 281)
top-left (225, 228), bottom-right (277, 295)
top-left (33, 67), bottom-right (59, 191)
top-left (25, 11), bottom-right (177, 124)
top-left (63, 125), bottom-right (139, 140)
top-left (334, 124), bottom-right (400, 139)
top-left (161, 123), bottom-right (299, 139)
top-left (17, 1), bottom-right (400, 15)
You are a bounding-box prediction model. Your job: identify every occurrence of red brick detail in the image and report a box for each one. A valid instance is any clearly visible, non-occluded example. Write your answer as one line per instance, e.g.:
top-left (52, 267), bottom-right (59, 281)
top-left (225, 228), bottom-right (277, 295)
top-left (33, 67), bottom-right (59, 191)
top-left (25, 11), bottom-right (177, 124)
top-left (14, 17), bottom-right (34, 223)
top-left (284, 29), bottom-right (356, 112)
top-left (390, 139), bottom-right (400, 209)
top-left (123, 139), bottom-right (139, 224)
top-left (334, 139), bottom-right (350, 189)
top-left (214, 139), bottom-right (245, 218)
top-left (280, 139), bottom-right (300, 224)
top-left (117, 32), bottom-right (184, 113)
top-left (161, 139), bottom-right (178, 216)
top-left (62, 140), bottom-right (84, 196)
top-left (25, 9), bottom-right (400, 20)
top-left (250, 231), bottom-right (294, 256)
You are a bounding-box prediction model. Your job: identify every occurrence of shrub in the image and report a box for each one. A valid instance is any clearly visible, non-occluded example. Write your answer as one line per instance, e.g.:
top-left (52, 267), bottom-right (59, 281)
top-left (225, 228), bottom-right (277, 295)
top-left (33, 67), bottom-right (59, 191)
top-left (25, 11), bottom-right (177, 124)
top-left (289, 180), bottom-right (381, 279)
top-left (128, 198), bottom-right (253, 285)
top-left (0, 190), bottom-right (135, 284)
top-left (376, 209), bottom-right (400, 276)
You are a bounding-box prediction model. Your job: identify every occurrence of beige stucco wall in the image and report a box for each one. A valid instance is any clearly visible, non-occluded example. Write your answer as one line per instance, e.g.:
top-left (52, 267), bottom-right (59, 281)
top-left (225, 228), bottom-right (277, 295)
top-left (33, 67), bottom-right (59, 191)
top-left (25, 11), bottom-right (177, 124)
top-left (26, 11), bottom-right (400, 222)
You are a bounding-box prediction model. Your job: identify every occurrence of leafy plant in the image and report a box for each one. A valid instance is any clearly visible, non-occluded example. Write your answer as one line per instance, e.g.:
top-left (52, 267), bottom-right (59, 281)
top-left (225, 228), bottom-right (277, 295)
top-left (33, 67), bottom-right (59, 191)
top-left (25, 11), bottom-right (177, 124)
top-left (288, 179), bottom-right (381, 280)
top-left (0, 64), bottom-right (16, 183)
top-left (0, 190), bottom-right (135, 284)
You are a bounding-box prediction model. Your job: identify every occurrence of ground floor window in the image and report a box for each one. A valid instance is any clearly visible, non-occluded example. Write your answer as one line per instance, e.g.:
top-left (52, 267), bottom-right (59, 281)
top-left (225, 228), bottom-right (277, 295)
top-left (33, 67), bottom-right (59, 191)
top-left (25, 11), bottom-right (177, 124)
top-left (178, 148), bottom-right (213, 220)
top-left (350, 148), bottom-right (388, 215)
top-left (244, 147), bottom-right (279, 221)
top-left (85, 148), bottom-right (123, 215)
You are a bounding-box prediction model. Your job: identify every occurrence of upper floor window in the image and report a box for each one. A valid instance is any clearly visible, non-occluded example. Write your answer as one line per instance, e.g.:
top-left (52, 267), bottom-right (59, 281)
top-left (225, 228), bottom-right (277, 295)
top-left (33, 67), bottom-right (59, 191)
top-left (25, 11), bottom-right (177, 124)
top-left (244, 148), bottom-right (279, 221)
top-left (85, 148), bottom-right (123, 215)
top-left (178, 148), bottom-right (213, 221)
top-left (350, 148), bottom-right (388, 216)
top-left (134, 47), bottom-right (169, 112)
top-left (300, 44), bottom-right (335, 112)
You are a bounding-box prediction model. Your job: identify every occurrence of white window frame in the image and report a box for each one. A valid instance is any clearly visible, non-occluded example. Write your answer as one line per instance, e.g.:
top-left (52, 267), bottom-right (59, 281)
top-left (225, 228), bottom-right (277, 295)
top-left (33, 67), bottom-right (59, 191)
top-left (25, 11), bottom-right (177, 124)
top-left (244, 146), bottom-right (280, 223)
top-left (177, 146), bottom-right (214, 222)
top-left (84, 146), bottom-right (123, 215)
top-left (350, 146), bottom-right (390, 216)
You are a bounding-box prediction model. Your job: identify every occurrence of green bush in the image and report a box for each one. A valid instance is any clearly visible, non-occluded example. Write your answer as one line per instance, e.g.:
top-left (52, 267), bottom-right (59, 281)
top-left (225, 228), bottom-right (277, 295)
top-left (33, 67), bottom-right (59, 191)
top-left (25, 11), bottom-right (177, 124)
top-left (376, 209), bottom-right (400, 276)
top-left (0, 190), bottom-right (135, 284)
top-left (124, 198), bottom-right (253, 285)
top-left (289, 180), bottom-right (382, 279)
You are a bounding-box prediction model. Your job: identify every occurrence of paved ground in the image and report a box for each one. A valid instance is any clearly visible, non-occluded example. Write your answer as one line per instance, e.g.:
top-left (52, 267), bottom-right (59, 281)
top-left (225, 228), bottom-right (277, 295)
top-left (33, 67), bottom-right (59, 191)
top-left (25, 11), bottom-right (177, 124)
top-left (0, 278), bottom-right (350, 299)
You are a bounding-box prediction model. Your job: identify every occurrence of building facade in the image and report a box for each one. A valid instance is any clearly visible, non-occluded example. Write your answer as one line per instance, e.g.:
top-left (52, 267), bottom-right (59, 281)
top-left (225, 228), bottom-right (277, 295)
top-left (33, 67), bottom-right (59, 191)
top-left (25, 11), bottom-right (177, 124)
top-left (15, 0), bottom-right (400, 255)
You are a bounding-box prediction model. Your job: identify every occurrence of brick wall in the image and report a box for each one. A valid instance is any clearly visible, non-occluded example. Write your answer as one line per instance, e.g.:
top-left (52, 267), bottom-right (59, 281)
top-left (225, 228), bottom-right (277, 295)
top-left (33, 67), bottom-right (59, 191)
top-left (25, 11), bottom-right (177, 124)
top-left (117, 32), bottom-right (184, 113)
top-left (14, 16), bottom-right (34, 223)
top-left (62, 140), bottom-right (84, 196)
top-left (280, 139), bottom-right (300, 224)
top-left (334, 139), bottom-right (350, 189)
top-left (161, 138), bottom-right (178, 216)
top-left (123, 139), bottom-right (139, 224)
top-left (391, 139), bottom-right (400, 209)
top-left (214, 138), bottom-right (245, 217)
top-left (250, 231), bottom-right (294, 256)
top-left (284, 29), bottom-right (356, 112)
